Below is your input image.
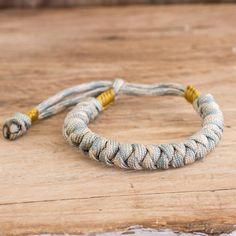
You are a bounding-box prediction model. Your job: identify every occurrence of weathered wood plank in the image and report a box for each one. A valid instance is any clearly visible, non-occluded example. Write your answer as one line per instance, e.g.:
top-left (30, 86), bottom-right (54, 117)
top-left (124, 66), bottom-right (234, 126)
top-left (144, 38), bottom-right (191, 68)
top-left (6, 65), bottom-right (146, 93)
top-left (0, 5), bottom-right (235, 235)
top-left (0, 0), bottom-right (236, 7)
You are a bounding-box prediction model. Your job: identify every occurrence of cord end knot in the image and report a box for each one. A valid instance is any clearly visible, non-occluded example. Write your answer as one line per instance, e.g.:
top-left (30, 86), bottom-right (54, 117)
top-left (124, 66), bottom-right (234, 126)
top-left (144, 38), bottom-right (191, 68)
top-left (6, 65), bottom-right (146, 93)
top-left (2, 112), bottom-right (32, 141)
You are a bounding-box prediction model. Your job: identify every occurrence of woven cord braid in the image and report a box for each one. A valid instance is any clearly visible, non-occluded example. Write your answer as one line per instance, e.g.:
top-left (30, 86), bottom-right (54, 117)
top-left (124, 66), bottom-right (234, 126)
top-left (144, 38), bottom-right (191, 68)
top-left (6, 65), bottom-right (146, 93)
top-left (2, 79), bottom-right (224, 170)
top-left (63, 93), bottom-right (223, 169)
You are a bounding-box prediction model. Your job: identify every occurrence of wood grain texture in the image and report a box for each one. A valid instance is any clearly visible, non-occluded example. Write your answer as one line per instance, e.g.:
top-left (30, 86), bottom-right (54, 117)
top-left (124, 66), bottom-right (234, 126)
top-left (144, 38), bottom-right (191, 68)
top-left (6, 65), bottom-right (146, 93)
top-left (2, 0), bottom-right (236, 8)
top-left (0, 5), bottom-right (236, 236)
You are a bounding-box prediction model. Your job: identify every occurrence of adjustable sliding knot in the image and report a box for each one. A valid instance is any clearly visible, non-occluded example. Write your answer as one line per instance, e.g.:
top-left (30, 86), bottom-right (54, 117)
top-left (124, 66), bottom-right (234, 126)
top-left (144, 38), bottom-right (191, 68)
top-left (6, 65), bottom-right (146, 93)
top-left (185, 85), bottom-right (200, 103)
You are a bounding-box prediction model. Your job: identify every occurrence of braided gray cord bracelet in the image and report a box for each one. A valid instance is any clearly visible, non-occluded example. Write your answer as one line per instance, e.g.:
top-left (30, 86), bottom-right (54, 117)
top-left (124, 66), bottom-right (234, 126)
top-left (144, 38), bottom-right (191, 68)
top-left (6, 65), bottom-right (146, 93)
top-left (2, 79), bottom-right (224, 170)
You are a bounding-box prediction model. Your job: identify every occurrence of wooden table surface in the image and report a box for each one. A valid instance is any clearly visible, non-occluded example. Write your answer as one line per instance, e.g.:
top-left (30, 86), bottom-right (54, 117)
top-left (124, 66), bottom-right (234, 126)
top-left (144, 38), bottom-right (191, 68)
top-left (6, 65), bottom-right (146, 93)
top-left (0, 5), bottom-right (236, 236)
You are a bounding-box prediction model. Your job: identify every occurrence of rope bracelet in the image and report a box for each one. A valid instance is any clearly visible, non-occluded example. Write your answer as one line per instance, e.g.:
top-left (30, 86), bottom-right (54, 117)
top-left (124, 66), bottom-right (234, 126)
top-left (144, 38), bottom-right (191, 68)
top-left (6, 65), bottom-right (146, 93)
top-left (2, 79), bottom-right (224, 170)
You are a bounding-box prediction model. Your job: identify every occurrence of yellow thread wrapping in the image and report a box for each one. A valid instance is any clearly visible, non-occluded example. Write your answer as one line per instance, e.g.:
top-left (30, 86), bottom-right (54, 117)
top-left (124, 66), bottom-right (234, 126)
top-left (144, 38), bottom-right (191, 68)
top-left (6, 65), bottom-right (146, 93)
top-left (184, 85), bottom-right (200, 103)
top-left (97, 88), bottom-right (115, 108)
top-left (26, 108), bottom-right (39, 123)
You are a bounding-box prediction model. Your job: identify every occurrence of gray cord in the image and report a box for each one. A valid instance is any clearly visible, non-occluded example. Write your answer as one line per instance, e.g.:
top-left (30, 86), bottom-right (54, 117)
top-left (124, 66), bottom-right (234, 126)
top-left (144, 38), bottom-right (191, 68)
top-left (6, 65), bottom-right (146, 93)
top-left (2, 79), bottom-right (224, 170)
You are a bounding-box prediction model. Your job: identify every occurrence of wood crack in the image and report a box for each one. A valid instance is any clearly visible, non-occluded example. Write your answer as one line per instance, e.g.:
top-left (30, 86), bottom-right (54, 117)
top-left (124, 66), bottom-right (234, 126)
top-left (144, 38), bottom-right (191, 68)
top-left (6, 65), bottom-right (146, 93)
top-left (0, 187), bottom-right (235, 206)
